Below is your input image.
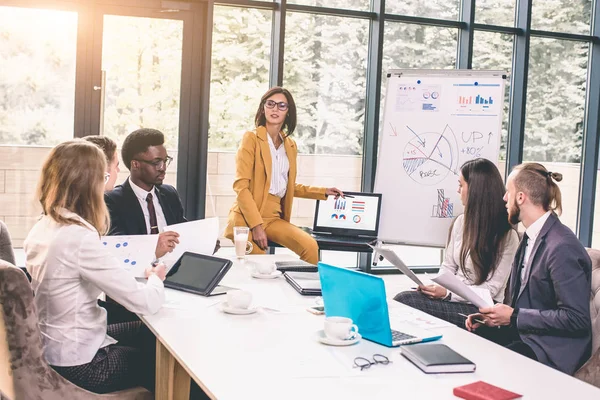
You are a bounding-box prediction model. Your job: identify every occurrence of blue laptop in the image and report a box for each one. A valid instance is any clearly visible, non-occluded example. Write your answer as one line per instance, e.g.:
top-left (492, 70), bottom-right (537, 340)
top-left (318, 263), bottom-right (442, 347)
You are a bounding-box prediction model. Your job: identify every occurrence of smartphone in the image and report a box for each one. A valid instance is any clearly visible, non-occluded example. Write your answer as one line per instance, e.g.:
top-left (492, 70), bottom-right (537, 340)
top-left (306, 305), bottom-right (325, 315)
top-left (458, 312), bottom-right (486, 324)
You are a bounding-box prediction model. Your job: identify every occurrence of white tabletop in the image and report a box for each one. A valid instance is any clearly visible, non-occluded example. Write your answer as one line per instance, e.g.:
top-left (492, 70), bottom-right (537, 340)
top-left (141, 255), bottom-right (599, 399)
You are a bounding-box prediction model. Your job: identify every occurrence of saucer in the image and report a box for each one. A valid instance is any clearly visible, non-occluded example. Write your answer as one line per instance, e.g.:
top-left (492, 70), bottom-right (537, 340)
top-left (316, 330), bottom-right (361, 346)
top-left (251, 270), bottom-right (283, 279)
top-left (220, 302), bottom-right (257, 315)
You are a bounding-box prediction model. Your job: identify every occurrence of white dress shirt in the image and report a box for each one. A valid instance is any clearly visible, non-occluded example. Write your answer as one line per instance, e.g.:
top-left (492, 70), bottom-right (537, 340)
top-left (24, 209), bottom-right (164, 367)
top-left (129, 177), bottom-right (168, 233)
top-left (440, 214), bottom-right (520, 303)
top-left (267, 133), bottom-right (290, 198)
top-left (520, 210), bottom-right (552, 282)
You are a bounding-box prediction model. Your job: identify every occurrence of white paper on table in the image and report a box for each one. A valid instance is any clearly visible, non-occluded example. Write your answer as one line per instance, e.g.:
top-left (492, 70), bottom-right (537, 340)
top-left (101, 235), bottom-right (158, 277)
top-left (161, 218), bottom-right (219, 266)
top-left (431, 271), bottom-right (493, 308)
top-left (371, 246), bottom-right (424, 286)
top-left (388, 301), bottom-right (453, 329)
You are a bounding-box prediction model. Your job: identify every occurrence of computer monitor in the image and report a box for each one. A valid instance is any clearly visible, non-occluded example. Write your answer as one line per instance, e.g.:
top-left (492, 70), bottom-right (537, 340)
top-left (313, 191), bottom-right (382, 237)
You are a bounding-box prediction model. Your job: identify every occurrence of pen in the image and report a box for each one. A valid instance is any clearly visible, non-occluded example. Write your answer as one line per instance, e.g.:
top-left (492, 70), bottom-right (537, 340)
top-left (458, 312), bottom-right (486, 325)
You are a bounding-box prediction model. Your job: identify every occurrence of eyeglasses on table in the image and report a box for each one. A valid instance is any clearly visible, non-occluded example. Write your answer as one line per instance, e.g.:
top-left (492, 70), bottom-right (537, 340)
top-left (353, 354), bottom-right (391, 371)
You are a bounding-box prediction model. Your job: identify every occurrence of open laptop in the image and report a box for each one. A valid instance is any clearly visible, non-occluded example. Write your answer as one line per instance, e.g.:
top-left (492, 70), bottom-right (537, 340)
top-left (318, 262), bottom-right (442, 347)
top-left (310, 191), bottom-right (382, 246)
top-left (163, 252), bottom-right (234, 296)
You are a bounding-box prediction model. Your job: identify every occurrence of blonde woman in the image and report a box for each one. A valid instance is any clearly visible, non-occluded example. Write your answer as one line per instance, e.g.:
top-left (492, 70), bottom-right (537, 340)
top-left (24, 140), bottom-right (165, 394)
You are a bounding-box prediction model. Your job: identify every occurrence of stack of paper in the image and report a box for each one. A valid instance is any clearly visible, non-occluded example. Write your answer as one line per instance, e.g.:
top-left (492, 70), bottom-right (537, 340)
top-left (101, 235), bottom-right (158, 277)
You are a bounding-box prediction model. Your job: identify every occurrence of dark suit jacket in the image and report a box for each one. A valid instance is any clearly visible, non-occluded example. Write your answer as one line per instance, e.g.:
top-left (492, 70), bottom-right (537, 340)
top-left (105, 179), bottom-right (187, 235)
top-left (508, 212), bottom-right (591, 375)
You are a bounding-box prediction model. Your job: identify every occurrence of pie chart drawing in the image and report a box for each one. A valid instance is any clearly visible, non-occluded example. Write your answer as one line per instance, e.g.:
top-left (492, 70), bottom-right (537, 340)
top-left (402, 125), bottom-right (458, 186)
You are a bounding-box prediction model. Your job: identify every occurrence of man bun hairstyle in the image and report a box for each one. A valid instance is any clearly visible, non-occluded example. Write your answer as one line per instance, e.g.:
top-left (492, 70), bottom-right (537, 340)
top-left (513, 163), bottom-right (563, 215)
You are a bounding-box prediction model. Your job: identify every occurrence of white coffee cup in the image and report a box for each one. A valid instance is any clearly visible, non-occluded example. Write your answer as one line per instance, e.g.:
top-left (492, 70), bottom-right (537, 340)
top-left (227, 290), bottom-right (252, 310)
top-left (324, 316), bottom-right (359, 340)
top-left (257, 263), bottom-right (276, 275)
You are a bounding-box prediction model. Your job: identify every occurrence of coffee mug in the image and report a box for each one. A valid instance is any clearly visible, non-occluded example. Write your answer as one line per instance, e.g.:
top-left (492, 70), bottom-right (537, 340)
top-left (256, 263), bottom-right (276, 275)
top-left (233, 226), bottom-right (254, 260)
top-left (324, 316), bottom-right (359, 341)
top-left (226, 290), bottom-right (252, 309)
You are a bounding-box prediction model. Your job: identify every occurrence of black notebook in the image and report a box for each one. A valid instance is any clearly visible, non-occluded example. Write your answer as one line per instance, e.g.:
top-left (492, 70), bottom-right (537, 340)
top-left (401, 344), bottom-right (475, 374)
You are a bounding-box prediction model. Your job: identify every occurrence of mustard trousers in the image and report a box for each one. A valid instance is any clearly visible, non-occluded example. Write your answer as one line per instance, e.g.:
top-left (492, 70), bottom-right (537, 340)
top-left (248, 194), bottom-right (319, 264)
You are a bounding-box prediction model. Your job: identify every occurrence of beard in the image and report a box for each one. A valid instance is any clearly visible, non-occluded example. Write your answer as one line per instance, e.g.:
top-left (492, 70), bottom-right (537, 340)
top-left (508, 201), bottom-right (521, 225)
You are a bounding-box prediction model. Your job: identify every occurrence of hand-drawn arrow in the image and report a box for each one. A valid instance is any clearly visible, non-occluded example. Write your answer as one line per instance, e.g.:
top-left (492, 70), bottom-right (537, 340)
top-left (407, 125), bottom-right (426, 147)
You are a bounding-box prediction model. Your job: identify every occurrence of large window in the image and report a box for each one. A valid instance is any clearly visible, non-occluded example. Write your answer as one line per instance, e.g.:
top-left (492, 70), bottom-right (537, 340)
top-left (283, 12), bottom-right (368, 228)
top-left (101, 14), bottom-right (184, 190)
top-left (287, 0), bottom-right (369, 11)
top-left (531, 0), bottom-right (591, 35)
top-left (475, 0), bottom-right (515, 26)
top-left (525, 37), bottom-right (588, 232)
top-left (284, 13), bottom-right (368, 156)
top-left (472, 31), bottom-right (514, 159)
top-left (0, 6), bottom-right (77, 146)
top-left (101, 15), bottom-right (183, 150)
top-left (0, 6), bottom-right (78, 247)
top-left (386, 0), bottom-right (460, 20)
top-left (206, 6), bottom-right (272, 235)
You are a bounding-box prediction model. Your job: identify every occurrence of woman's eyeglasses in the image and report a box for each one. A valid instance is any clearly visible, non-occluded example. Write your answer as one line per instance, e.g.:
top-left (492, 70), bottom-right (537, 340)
top-left (264, 99), bottom-right (289, 111)
top-left (353, 354), bottom-right (391, 371)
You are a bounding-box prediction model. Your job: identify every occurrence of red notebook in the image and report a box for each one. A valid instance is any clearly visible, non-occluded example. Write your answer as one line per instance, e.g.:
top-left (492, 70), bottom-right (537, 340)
top-left (453, 381), bottom-right (522, 400)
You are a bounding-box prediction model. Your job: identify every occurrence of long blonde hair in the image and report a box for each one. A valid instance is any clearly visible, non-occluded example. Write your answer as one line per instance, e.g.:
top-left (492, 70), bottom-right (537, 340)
top-left (37, 139), bottom-right (110, 235)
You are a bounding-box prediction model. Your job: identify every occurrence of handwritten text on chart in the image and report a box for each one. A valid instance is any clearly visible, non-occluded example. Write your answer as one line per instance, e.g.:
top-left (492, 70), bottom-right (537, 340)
top-left (419, 169), bottom-right (440, 179)
top-left (461, 131), bottom-right (494, 144)
top-left (461, 147), bottom-right (484, 158)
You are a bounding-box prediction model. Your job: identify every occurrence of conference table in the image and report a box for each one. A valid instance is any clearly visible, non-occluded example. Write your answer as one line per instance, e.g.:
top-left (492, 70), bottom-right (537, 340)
top-left (141, 255), bottom-right (600, 399)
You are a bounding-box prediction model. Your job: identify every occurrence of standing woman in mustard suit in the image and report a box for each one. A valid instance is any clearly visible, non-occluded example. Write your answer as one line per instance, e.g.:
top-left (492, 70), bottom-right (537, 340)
top-left (224, 87), bottom-right (343, 264)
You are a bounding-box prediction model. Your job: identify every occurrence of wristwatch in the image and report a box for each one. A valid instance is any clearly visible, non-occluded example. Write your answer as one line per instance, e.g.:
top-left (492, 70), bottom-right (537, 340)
top-left (443, 291), bottom-right (452, 301)
top-left (510, 307), bottom-right (520, 327)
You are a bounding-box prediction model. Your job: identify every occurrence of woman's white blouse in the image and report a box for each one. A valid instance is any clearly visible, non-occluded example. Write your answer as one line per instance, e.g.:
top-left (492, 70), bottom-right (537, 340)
top-left (24, 210), bottom-right (164, 367)
top-left (440, 214), bottom-right (519, 303)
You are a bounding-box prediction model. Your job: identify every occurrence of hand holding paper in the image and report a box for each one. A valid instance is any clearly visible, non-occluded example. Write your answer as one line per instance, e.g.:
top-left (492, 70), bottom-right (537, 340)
top-left (371, 245), bottom-right (424, 286)
top-left (161, 218), bottom-right (219, 266)
top-left (431, 271), bottom-right (493, 308)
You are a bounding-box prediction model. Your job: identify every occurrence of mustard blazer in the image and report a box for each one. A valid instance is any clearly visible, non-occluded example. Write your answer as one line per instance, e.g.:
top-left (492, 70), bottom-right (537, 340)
top-left (224, 126), bottom-right (327, 241)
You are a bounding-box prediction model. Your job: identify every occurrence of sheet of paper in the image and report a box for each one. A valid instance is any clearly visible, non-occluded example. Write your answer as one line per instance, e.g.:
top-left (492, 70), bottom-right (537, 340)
top-left (372, 246), bottom-right (424, 286)
top-left (101, 235), bottom-right (158, 277)
top-left (162, 218), bottom-right (219, 266)
top-left (388, 301), bottom-right (454, 330)
top-left (431, 271), bottom-right (493, 308)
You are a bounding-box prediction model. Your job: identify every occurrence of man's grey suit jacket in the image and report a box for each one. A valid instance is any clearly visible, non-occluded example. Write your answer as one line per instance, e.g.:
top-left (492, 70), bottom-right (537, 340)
top-left (509, 212), bottom-right (591, 375)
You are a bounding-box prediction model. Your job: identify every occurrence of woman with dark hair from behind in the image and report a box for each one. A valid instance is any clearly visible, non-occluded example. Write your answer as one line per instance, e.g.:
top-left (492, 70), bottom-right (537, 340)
top-left (224, 86), bottom-right (344, 264)
top-left (394, 158), bottom-right (519, 328)
top-left (24, 139), bottom-right (165, 393)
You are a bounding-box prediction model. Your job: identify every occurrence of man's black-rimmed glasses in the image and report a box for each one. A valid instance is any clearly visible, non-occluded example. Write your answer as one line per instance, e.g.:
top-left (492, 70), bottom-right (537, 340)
top-left (134, 155), bottom-right (173, 169)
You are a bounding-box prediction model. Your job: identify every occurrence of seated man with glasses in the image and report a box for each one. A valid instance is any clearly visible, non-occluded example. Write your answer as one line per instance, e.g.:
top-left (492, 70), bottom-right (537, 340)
top-left (105, 128), bottom-right (185, 259)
